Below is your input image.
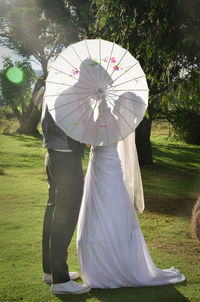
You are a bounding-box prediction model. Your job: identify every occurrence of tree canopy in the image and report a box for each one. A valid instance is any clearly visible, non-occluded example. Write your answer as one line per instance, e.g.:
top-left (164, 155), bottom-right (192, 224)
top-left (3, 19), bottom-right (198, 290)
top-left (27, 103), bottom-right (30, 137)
top-left (0, 57), bottom-right (41, 134)
top-left (0, 0), bottom-right (199, 151)
top-left (0, 0), bottom-right (93, 134)
top-left (92, 0), bottom-right (200, 161)
top-left (0, 0), bottom-right (82, 76)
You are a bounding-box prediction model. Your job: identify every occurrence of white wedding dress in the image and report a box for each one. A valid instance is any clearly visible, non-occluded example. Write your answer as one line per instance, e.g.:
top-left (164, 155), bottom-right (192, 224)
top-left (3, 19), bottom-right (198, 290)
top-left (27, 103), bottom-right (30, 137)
top-left (77, 142), bottom-right (185, 288)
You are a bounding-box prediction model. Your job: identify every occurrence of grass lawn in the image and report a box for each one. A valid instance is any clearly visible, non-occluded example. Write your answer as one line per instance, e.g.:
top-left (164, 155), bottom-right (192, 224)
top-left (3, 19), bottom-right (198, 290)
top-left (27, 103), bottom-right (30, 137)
top-left (0, 121), bottom-right (200, 302)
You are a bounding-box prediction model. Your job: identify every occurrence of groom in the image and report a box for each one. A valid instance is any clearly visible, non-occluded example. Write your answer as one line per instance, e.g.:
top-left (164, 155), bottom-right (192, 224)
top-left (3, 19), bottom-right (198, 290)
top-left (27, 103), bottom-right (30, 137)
top-left (41, 104), bottom-right (90, 294)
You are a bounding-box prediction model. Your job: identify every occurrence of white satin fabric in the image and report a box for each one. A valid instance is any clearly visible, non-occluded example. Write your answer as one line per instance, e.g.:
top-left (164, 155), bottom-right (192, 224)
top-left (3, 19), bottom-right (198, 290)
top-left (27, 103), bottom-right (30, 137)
top-left (77, 143), bottom-right (185, 288)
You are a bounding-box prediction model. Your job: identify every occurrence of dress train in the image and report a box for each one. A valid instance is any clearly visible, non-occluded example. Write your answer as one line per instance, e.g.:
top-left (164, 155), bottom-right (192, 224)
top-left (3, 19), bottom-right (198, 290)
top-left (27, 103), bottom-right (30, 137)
top-left (77, 144), bottom-right (185, 288)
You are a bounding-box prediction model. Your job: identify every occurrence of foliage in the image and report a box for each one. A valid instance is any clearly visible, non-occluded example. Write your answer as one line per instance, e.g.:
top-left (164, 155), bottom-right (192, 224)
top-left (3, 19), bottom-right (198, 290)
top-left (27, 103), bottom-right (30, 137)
top-left (161, 69), bottom-right (200, 144)
top-left (0, 0), bottom-right (96, 73)
top-left (94, 0), bottom-right (200, 100)
top-left (36, 0), bottom-right (95, 39)
top-left (0, 106), bottom-right (15, 120)
top-left (1, 0), bottom-right (199, 143)
top-left (0, 0), bottom-right (93, 133)
top-left (0, 57), bottom-right (42, 134)
top-left (0, 0), bottom-right (80, 75)
top-left (93, 0), bottom-right (200, 155)
top-left (0, 57), bottom-right (35, 108)
top-left (0, 57), bottom-right (33, 115)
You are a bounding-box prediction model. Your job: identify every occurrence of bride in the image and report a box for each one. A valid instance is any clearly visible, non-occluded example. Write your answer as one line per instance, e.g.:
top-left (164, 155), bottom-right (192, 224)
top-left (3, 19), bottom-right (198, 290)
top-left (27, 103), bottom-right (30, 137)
top-left (77, 132), bottom-right (185, 288)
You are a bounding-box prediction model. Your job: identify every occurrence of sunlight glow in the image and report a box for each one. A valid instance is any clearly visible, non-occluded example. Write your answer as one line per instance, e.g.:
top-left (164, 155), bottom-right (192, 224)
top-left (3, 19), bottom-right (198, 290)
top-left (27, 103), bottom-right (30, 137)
top-left (6, 67), bottom-right (24, 84)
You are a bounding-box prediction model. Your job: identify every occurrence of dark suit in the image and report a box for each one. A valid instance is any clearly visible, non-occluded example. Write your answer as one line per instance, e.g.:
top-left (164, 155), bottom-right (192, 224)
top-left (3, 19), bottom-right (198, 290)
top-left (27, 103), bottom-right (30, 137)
top-left (42, 105), bottom-right (84, 283)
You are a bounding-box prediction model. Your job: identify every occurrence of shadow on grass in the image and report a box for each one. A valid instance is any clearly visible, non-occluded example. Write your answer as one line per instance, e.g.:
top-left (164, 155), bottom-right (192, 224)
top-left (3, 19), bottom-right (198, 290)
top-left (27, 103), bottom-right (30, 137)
top-left (152, 142), bottom-right (200, 172)
top-left (0, 169), bottom-right (5, 175)
top-left (141, 141), bottom-right (200, 217)
top-left (2, 132), bottom-right (43, 142)
top-left (54, 283), bottom-right (189, 302)
top-left (144, 195), bottom-right (196, 218)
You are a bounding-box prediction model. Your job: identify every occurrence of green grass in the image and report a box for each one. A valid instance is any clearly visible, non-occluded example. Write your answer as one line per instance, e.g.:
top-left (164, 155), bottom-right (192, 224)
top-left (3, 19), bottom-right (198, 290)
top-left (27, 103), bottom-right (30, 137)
top-left (0, 122), bottom-right (200, 302)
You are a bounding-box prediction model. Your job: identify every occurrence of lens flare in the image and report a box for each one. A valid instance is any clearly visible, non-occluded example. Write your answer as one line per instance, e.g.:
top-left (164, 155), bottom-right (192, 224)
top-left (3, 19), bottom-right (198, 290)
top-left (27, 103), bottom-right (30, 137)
top-left (6, 67), bottom-right (24, 84)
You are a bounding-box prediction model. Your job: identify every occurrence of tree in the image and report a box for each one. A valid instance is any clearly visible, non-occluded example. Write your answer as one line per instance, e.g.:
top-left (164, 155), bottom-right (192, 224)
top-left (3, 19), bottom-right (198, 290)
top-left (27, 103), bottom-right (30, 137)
top-left (161, 68), bottom-right (200, 144)
top-left (1, 0), bottom-right (80, 74)
top-left (0, 0), bottom-right (82, 133)
top-left (0, 57), bottom-right (41, 134)
top-left (93, 0), bottom-right (200, 163)
top-left (35, 0), bottom-right (95, 39)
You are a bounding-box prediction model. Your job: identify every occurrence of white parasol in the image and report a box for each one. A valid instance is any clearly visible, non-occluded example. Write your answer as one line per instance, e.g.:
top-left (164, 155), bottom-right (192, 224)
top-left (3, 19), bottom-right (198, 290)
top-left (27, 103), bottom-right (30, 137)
top-left (44, 39), bottom-right (149, 146)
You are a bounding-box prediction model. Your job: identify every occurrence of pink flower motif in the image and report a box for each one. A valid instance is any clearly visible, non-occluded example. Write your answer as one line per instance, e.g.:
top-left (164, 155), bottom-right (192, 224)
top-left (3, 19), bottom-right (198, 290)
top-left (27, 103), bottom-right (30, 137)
top-left (103, 57), bottom-right (108, 63)
top-left (81, 118), bottom-right (86, 125)
top-left (72, 68), bottom-right (79, 76)
top-left (113, 65), bottom-right (119, 71)
top-left (110, 57), bottom-right (116, 63)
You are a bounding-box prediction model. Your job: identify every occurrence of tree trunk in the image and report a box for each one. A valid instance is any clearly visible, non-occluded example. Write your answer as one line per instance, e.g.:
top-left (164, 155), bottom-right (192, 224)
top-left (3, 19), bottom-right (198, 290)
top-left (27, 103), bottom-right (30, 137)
top-left (135, 117), bottom-right (153, 165)
top-left (135, 98), bottom-right (155, 165)
top-left (16, 106), bottom-right (41, 135)
top-left (16, 76), bottom-right (45, 135)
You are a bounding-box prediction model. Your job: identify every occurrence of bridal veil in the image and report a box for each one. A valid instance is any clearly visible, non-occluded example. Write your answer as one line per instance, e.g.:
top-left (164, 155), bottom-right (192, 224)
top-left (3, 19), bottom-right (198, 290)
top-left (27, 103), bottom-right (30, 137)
top-left (117, 132), bottom-right (145, 213)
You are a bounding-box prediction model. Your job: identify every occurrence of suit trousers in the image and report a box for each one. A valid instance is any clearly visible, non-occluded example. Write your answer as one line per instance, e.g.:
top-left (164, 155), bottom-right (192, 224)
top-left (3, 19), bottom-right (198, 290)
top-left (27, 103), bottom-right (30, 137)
top-left (42, 149), bottom-right (84, 283)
